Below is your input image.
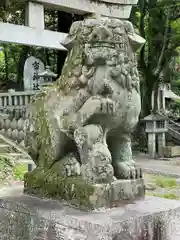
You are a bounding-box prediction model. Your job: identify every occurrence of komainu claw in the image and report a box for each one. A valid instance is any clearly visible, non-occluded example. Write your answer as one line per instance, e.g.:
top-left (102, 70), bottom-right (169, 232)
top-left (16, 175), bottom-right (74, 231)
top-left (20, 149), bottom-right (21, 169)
top-left (140, 168), bottom-right (143, 178)
top-left (135, 169), bottom-right (138, 179)
top-left (130, 170), bottom-right (133, 179)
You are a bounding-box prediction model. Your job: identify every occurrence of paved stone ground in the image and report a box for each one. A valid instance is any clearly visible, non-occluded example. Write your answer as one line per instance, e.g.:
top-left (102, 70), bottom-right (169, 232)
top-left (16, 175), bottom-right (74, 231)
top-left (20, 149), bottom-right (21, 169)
top-left (134, 152), bottom-right (180, 178)
top-left (133, 152), bottom-right (180, 199)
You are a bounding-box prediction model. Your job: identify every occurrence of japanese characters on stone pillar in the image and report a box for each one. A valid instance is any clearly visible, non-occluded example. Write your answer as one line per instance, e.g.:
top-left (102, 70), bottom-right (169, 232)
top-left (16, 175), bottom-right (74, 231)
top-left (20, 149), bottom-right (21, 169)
top-left (23, 56), bottom-right (45, 90)
top-left (32, 61), bottom-right (40, 90)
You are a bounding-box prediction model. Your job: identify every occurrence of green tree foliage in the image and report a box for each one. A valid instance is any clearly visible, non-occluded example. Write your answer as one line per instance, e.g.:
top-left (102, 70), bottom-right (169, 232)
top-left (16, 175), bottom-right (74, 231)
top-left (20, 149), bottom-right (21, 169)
top-left (131, 0), bottom-right (180, 116)
top-left (0, 2), bottom-right (81, 90)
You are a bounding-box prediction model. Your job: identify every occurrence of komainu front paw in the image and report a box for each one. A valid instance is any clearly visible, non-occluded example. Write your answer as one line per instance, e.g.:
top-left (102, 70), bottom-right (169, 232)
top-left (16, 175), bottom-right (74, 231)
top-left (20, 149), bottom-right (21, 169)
top-left (52, 153), bottom-right (81, 177)
top-left (62, 113), bottom-right (82, 135)
top-left (114, 161), bottom-right (142, 180)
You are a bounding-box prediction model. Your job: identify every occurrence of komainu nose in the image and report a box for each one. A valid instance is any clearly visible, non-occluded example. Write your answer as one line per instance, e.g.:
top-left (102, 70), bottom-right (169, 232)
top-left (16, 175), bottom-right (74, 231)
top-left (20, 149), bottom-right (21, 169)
top-left (91, 25), bottom-right (112, 41)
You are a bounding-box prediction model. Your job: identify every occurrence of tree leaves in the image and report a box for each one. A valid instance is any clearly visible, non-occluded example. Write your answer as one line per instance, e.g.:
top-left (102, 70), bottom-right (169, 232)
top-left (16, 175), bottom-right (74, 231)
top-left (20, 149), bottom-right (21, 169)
top-left (131, 0), bottom-right (180, 115)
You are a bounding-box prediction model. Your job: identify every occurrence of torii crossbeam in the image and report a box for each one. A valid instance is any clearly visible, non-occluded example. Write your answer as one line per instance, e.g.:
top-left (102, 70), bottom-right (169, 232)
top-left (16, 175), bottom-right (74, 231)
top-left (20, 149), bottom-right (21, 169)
top-left (0, 0), bottom-right (138, 50)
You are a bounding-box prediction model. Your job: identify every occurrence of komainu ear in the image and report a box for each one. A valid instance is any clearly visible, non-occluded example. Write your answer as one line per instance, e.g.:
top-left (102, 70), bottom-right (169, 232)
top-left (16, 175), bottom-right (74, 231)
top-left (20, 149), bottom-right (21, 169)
top-left (128, 33), bottom-right (146, 52)
top-left (124, 21), bottom-right (146, 52)
top-left (61, 21), bottom-right (82, 50)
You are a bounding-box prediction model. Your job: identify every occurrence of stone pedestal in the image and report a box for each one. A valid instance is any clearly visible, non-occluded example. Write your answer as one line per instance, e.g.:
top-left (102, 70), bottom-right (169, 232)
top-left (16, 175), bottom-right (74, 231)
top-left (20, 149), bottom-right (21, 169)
top-left (164, 145), bottom-right (180, 158)
top-left (0, 184), bottom-right (180, 240)
top-left (24, 168), bottom-right (145, 209)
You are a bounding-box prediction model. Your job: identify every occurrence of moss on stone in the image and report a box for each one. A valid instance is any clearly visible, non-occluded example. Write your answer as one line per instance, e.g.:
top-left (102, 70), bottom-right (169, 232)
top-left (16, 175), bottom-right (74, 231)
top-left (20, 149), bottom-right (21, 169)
top-left (24, 166), bottom-right (95, 209)
top-left (57, 30), bottom-right (85, 94)
top-left (37, 108), bottom-right (52, 167)
top-left (30, 94), bottom-right (54, 168)
top-left (13, 163), bottom-right (27, 181)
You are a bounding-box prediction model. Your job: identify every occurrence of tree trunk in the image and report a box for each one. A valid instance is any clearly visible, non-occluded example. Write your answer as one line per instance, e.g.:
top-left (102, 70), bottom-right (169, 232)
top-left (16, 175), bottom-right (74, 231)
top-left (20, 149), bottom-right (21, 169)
top-left (141, 87), bottom-right (152, 117)
top-left (140, 73), bottom-right (156, 117)
top-left (56, 11), bottom-right (72, 76)
top-left (45, 49), bottom-right (50, 66)
top-left (152, 79), bottom-right (159, 114)
top-left (16, 46), bottom-right (30, 90)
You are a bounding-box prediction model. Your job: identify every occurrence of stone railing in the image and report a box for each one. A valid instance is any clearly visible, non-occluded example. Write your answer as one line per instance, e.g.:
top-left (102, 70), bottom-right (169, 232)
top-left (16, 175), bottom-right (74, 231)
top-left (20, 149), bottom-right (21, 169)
top-left (0, 89), bottom-right (37, 113)
top-left (0, 89), bottom-right (38, 145)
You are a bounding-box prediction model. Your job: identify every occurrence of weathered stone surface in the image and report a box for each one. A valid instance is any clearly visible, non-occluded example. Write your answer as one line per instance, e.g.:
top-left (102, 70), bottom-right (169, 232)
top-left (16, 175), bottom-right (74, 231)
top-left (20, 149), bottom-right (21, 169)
top-left (24, 168), bottom-right (145, 209)
top-left (164, 146), bottom-right (180, 157)
top-left (0, 185), bottom-right (180, 240)
top-left (19, 0), bottom-right (138, 17)
top-left (110, 178), bottom-right (144, 202)
top-left (74, 124), bottom-right (114, 184)
top-left (24, 16), bottom-right (145, 207)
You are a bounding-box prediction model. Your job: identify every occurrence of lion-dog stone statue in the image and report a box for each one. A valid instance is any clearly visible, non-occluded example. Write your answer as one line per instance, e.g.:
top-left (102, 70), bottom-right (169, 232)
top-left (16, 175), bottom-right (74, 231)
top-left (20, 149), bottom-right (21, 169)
top-left (24, 16), bottom-right (146, 208)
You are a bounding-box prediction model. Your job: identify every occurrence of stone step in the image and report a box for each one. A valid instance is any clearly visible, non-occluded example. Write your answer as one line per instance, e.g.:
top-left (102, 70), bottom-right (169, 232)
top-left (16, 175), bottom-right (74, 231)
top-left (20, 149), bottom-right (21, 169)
top-left (170, 127), bottom-right (180, 131)
top-left (0, 144), bottom-right (10, 148)
top-left (0, 134), bottom-right (28, 156)
top-left (0, 134), bottom-right (35, 174)
top-left (0, 153), bottom-right (24, 156)
top-left (0, 153), bottom-right (29, 161)
top-left (0, 144), bottom-right (16, 153)
top-left (0, 139), bottom-right (7, 144)
top-left (17, 159), bottom-right (34, 164)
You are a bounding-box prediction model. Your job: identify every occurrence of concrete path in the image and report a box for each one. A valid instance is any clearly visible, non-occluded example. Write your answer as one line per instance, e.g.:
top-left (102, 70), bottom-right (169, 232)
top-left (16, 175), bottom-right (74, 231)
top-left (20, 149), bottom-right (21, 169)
top-left (135, 152), bottom-right (180, 178)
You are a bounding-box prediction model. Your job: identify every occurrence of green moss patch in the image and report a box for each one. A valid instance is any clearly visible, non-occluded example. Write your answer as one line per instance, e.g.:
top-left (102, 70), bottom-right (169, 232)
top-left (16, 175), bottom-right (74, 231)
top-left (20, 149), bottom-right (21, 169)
top-left (24, 167), bottom-right (95, 209)
top-left (154, 176), bottom-right (177, 188)
top-left (31, 96), bottom-right (54, 168)
top-left (13, 164), bottom-right (27, 181)
top-left (147, 192), bottom-right (179, 200)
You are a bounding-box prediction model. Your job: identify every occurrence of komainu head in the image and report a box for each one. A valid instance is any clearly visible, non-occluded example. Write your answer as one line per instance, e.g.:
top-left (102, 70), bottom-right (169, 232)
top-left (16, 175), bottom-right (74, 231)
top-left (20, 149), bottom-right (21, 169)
top-left (59, 17), bottom-right (145, 94)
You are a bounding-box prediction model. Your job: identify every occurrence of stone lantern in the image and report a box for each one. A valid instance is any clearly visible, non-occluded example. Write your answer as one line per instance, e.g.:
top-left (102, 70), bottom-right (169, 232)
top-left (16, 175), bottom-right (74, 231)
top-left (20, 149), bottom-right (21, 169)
top-left (143, 114), bottom-right (168, 158)
top-left (38, 66), bottom-right (58, 89)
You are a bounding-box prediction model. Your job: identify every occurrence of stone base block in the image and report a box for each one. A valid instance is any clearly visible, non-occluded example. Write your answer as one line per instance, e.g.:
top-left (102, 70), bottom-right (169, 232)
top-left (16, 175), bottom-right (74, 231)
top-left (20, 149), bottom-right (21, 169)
top-left (0, 184), bottom-right (180, 239)
top-left (90, 178), bottom-right (145, 208)
top-left (164, 146), bottom-right (180, 157)
top-left (24, 167), bottom-right (145, 209)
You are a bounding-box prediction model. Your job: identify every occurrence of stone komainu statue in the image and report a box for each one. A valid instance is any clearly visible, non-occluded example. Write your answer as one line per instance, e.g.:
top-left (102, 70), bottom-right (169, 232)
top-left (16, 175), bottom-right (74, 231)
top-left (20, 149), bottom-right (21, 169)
top-left (24, 16), bottom-right (145, 208)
